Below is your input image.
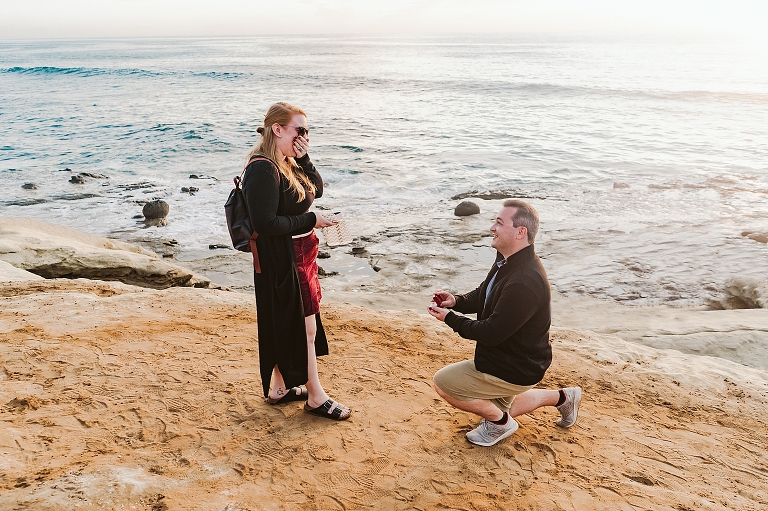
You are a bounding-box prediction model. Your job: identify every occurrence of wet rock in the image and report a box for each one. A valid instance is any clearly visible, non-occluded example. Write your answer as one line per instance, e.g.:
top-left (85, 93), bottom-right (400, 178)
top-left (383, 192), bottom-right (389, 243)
top-left (21, 183), bottom-right (37, 190)
top-left (181, 187), bottom-right (199, 194)
top-left (69, 175), bottom-right (86, 184)
top-left (117, 182), bottom-right (155, 191)
top-left (189, 174), bottom-right (202, 179)
top-left (452, 190), bottom-right (513, 201)
top-left (742, 231), bottom-right (768, 244)
top-left (79, 172), bottom-right (108, 179)
top-left (209, 244), bottom-right (230, 250)
top-left (351, 246), bottom-right (368, 256)
top-left (132, 214), bottom-right (144, 219)
top-left (317, 251), bottom-right (331, 259)
top-left (5, 198), bottom-right (49, 207)
top-left (52, 193), bottom-right (100, 201)
top-left (143, 218), bottom-right (167, 227)
top-left (452, 189), bottom-right (547, 201)
top-left (143, 200), bottom-right (169, 220)
top-left (454, 201), bottom-right (480, 216)
top-left (59, 168), bottom-right (72, 172)
top-left (318, 266), bottom-right (339, 277)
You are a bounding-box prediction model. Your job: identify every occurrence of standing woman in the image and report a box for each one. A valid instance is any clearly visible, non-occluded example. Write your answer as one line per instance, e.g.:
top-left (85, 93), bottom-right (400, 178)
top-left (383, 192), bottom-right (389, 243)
top-left (243, 102), bottom-right (351, 420)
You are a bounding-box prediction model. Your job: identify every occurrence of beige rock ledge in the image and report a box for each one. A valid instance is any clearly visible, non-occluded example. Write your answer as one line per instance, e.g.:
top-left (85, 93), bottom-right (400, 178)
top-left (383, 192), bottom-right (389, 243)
top-left (0, 259), bottom-right (43, 283)
top-left (1, 279), bottom-right (767, 510)
top-left (0, 217), bottom-right (210, 289)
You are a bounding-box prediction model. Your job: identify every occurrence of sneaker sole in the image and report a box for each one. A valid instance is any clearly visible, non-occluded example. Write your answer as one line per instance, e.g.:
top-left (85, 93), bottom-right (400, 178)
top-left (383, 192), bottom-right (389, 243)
top-left (466, 419), bottom-right (519, 447)
top-left (557, 388), bottom-right (582, 428)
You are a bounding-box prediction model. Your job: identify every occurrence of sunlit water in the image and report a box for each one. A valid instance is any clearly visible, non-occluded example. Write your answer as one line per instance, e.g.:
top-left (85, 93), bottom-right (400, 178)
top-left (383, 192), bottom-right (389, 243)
top-left (1, 36), bottom-right (767, 308)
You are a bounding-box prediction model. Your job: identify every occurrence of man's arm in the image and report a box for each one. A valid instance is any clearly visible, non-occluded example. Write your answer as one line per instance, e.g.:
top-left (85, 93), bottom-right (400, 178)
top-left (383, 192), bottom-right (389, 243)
top-left (452, 285), bottom-right (482, 314)
top-left (444, 283), bottom-right (539, 346)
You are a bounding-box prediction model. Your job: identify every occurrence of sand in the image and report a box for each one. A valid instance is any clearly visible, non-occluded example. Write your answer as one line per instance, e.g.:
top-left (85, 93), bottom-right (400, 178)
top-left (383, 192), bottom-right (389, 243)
top-left (2, 278), bottom-right (768, 510)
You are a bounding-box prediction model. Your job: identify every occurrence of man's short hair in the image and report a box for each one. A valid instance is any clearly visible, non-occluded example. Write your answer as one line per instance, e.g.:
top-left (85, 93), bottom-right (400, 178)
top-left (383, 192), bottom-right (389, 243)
top-left (503, 199), bottom-right (539, 244)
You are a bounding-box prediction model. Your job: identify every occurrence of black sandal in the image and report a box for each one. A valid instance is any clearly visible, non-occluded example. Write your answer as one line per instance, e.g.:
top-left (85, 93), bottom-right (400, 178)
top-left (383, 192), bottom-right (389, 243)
top-left (267, 386), bottom-right (308, 405)
top-left (304, 399), bottom-right (352, 420)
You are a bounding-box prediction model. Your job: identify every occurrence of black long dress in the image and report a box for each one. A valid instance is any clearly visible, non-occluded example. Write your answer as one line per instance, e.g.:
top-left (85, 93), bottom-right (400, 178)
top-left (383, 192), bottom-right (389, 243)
top-left (242, 154), bottom-right (328, 398)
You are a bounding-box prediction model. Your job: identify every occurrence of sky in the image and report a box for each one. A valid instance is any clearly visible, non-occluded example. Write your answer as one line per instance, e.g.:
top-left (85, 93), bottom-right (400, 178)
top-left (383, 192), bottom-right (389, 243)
top-left (0, 0), bottom-right (766, 41)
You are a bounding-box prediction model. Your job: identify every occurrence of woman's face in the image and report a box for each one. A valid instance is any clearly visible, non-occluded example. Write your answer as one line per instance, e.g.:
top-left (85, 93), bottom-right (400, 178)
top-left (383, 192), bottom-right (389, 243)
top-left (272, 114), bottom-right (308, 159)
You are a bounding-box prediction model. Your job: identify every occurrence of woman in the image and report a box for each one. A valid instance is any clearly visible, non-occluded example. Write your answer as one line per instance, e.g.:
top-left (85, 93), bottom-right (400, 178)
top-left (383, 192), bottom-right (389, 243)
top-left (242, 102), bottom-right (351, 420)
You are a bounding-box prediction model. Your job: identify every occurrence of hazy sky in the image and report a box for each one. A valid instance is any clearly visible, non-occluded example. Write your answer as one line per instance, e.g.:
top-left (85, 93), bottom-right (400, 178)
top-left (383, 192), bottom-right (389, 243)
top-left (1, 0), bottom-right (766, 41)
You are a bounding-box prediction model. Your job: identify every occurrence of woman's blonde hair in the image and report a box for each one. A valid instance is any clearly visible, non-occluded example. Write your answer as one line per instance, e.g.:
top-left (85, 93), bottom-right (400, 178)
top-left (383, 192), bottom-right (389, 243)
top-left (247, 102), bottom-right (316, 201)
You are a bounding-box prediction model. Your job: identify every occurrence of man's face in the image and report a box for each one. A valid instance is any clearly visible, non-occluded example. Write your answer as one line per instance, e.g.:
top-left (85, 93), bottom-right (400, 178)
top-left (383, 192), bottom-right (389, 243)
top-left (490, 207), bottom-right (524, 254)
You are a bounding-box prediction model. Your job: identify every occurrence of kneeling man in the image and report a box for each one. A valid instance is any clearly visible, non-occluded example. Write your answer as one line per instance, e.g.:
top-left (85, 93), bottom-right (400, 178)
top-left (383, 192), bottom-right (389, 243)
top-left (428, 199), bottom-right (581, 446)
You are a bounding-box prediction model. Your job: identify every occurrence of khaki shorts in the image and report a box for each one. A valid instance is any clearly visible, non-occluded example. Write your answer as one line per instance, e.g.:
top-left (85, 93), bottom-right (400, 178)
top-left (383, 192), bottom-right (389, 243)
top-left (434, 359), bottom-right (535, 412)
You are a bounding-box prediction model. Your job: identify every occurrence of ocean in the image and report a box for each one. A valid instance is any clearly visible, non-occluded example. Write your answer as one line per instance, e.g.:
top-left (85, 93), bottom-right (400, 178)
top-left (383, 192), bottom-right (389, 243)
top-left (1, 35), bottom-right (767, 308)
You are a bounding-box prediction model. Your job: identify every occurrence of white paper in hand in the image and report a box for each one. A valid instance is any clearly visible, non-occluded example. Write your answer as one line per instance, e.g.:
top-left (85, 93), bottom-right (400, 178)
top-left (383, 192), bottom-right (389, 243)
top-left (321, 212), bottom-right (353, 247)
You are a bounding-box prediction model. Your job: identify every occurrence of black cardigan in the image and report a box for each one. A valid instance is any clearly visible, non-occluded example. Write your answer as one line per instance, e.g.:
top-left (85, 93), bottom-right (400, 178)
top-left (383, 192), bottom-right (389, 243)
top-left (444, 245), bottom-right (552, 386)
top-left (242, 154), bottom-right (328, 397)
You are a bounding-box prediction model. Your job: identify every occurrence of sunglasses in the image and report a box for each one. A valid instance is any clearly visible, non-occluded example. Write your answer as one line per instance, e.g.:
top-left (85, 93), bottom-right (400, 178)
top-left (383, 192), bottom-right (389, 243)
top-left (282, 125), bottom-right (309, 137)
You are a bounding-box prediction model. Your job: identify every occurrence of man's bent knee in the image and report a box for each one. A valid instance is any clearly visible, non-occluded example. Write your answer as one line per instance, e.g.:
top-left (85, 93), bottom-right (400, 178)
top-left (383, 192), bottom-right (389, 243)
top-left (433, 382), bottom-right (448, 399)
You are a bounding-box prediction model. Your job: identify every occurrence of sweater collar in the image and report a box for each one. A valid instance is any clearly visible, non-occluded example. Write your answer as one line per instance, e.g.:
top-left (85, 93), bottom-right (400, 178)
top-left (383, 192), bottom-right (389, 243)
top-left (496, 244), bottom-right (535, 272)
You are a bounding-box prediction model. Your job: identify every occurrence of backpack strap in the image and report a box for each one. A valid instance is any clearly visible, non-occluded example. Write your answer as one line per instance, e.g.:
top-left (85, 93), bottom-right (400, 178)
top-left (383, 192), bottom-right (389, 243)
top-left (236, 156), bottom-right (278, 188)
top-left (240, 156), bottom-right (280, 274)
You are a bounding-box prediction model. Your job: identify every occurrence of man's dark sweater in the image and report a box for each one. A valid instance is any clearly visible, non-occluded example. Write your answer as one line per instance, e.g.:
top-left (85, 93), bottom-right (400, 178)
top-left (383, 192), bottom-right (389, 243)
top-left (444, 244), bottom-right (552, 386)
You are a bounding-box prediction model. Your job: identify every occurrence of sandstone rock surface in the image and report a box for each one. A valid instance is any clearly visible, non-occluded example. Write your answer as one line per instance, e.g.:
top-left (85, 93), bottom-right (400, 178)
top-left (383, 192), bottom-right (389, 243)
top-left (0, 279), bottom-right (766, 510)
top-left (0, 217), bottom-right (210, 289)
top-left (0, 260), bottom-right (44, 283)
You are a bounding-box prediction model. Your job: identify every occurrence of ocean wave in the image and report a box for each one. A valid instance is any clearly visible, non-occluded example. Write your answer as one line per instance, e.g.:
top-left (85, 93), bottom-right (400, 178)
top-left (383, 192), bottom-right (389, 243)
top-left (4, 66), bottom-right (124, 77)
top-left (2, 67), bottom-right (247, 80)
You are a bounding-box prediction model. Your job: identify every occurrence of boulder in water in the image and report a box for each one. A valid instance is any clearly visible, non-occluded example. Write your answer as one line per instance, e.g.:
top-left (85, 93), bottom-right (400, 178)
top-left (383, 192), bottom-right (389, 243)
top-left (143, 200), bottom-right (169, 219)
top-left (454, 201), bottom-right (480, 217)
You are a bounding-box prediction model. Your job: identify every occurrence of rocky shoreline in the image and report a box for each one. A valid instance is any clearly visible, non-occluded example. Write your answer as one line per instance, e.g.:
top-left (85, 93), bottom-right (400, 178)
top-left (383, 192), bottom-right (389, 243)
top-left (0, 217), bottom-right (212, 289)
top-left (1, 218), bottom-right (768, 510)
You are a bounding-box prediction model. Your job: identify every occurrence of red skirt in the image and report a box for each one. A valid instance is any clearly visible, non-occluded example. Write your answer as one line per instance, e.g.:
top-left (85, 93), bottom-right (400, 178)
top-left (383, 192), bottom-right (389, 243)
top-left (293, 231), bottom-right (322, 317)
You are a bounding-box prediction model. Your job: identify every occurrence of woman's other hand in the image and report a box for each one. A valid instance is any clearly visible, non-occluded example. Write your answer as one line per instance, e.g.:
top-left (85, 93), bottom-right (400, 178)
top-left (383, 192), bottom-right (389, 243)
top-left (294, 135), bottom-right (309, 159)
top-left (314, 213), bottom-right (335, 229)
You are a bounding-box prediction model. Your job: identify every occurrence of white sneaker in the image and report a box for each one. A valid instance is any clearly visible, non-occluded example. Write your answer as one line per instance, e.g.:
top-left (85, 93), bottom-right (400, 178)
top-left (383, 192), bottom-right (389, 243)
top-left (556, 387), bottom-right (582, 428)
top-left (466, 416), bottom-right (519, 446)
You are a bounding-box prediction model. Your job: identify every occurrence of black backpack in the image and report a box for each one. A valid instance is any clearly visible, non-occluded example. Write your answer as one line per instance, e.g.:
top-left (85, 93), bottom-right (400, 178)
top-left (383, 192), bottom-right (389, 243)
top-left (224, 156), bottom-right (276, 273)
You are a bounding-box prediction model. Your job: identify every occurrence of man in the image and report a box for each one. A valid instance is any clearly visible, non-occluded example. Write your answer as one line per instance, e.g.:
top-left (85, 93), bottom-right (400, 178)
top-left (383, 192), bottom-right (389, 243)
top-left (428, 199), bottom-right (581, 447)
